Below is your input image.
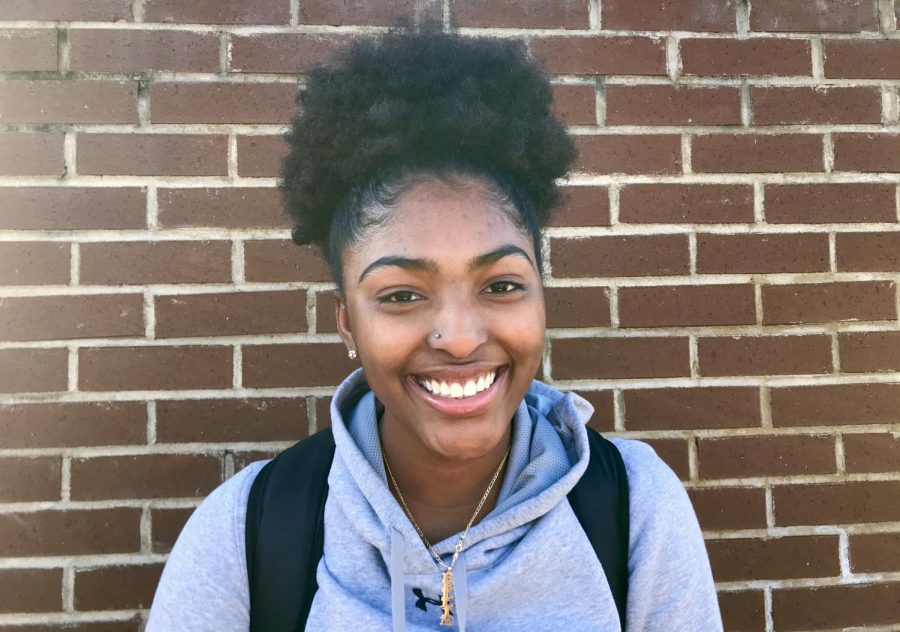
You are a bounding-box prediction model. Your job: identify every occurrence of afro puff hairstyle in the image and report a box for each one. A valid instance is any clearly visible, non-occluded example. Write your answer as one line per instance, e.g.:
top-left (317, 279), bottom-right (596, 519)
top-left (280, 21), bottom-right (577, 288)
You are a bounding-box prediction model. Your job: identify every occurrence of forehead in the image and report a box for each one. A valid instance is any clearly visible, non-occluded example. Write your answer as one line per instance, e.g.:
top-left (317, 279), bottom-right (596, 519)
top-left (344, 179), bottom-right (533, 273)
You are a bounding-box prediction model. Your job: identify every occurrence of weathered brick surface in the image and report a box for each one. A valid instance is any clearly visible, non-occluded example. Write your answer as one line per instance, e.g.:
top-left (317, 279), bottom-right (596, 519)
top-left (452, 0), bottom-right (586, 28)
top-left (552, 186), bottom-right (610, 227)
top-left (707, 536), bottom-right (840, 581)
top-left (774, 481), bottom-right (900, 525)
top-left (618, 184), bottom-right (753, 224)
top-left (606, 86), bottom-right (742, 126)
top-left (244, 241), bottom-right (332, 283)
top-left (0, 0), bottom-right (130, 21)
top-left (833, 133), bottom-right (900, 172)
top-left (230, 33), bottom-right (353, 73)
top-left (642, 438), bottom-right (690, 480)
top-left (839, 331), bottom-right (900, 373)
top-left (697, 233), bottom-right (829, 274)
top-left (531, 36), bottom-right (666, 76)
top-left (0, 81), bottom-right (137, 125)
top-left (77, 134), bottom-right (227, 177)
top-left (0, 568), bottom-right (63, 613)
top-left (0, 187), bottom-right (146, 230)
top-left (843, 433), bottom-right (900, 474)
top-left (602, 0), bottom-right (735, 31)
top-left (849, 532), bottom-right (900, 573)
top-left (0, 509), bottom-right (140, 556)
top-left (150, 83), bottom-right (297, 124)
top-left (156, 398), bottom-right (307, 443)
top-left (550, 235), bottom-right (689, 278)
top-left (764, 183), bottom-right (896, 224)
top-left (698, 435), bottom-right (836, 479)
top-left (144, 0), bottom-right (289, 24)
top-left (552, 337), bottom-right (690, 380)
top-left (0, 30), bottom-right (57, 72)
top-left (618, 284), bottom-right (755, 328)
top-left (752, 87), bottom-right (882, 125)
top-left (771, 383), bottom-right (900, 427)
top-left (79, 346), bottom-right (233, 391)
top-left (691, 134), bottom-right (823, 174)
top-left (74, 564), bottom-right (165, 611)
top-left (717, 590), bottom-right (766, 632)
top-left (71, 454), bottom-right (221, 500)
top-left (155, 290), bottom-right (307, 338)
top-left (762, 281), bottom-right (897, 325)
top-left (824, 40), bottom-right (900, 79)
top-left (0, 294), bottom-right (144, 342)
top-left (0, 457), bottom-right (62, 502)
top-left (243, 343), bottom-right (359, 388)
top-left (687, 487), bottom-right (768, 530)
top-left (751, 1), bottom-right (879, 33)
top-left (835, 232), bottom-right (900, 271)
top-left (68, 30), bottom-right (220, 73)
top-left (157, 187), bottom-right (287, 229)
top-left (551, 84), bottom-right (596, 126)
top-left (773, 583), bottom-right (900, 631)
top-left (0, 348), bottom-right (68, 394)
top-left (625, 387), bottom-right (760, 430)
top-left (697, 335), bottom-right (833, 377)
top-left (302, 0), bottom-right (437, 26)
top-left (236, 135), bottom-right (290, 177)
top-left (544, 286), bottom-right (611, 328)
top-left (151, 508), bottom-right (194, 553)
top-left (0, 402), bottom-right (146, 449)
top-left (0, 132), bottom-right (65, 177)
top-left (80, 241), bottom-right (232, 285)
top-left (680, 38), bottom-right (811, 77)
top-left (573, 135), bottom-right (682, 175)
top-left (0, 242), bottom-right (69, 285)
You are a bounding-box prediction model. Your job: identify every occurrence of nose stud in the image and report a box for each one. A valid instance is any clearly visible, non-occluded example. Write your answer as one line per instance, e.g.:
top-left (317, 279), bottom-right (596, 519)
top-left (433, 331), bottom-right (442, 340)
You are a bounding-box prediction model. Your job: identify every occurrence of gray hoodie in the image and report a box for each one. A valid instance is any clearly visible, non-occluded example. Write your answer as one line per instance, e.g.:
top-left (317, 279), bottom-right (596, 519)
top-left (147, 370), bottom-right (723, 631)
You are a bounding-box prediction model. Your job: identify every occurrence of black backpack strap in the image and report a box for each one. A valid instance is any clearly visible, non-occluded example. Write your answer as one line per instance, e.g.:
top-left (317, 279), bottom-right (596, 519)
top-left (245, 427), bottom-right (335, 632)
top-left (567, 426), bottom-right (630, 630)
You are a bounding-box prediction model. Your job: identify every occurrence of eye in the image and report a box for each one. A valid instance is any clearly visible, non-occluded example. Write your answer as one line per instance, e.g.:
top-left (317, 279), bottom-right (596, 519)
top-left (483, 280), bottom-right (524, 294)
top-left (378, 290), bottom-right (423, 304)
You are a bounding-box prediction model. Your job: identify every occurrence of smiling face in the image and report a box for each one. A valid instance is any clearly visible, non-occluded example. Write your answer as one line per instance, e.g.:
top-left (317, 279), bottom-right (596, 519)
top-left (335, 176), bottom-right (546, 462)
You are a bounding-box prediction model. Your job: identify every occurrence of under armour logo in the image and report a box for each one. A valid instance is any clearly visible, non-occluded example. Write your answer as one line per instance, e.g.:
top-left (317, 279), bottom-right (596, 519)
top-left (412, 587), bottom-right (451, 615)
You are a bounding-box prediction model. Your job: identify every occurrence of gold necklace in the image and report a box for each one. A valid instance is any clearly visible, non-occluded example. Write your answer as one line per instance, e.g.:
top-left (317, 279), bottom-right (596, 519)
top-left (381, 439), bottom-right (510, 627)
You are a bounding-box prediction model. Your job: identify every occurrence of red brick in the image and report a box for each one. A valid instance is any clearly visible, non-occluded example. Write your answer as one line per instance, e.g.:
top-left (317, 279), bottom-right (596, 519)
top-left (603, 0), bottom-right (735, 31)
top-left (619, 184), bottom-right (753, 224)
top-left (156, 397), bottom-right (307, 443)
top-left (450, 0), bottom-right (585, 28)
top-left (78, 134), bottom-right (227, 177)
top-left (643, 438), bottom-right (690, 480)
top-left (315, 397), bottom-right (333, 430)
top-left (844, 433), bottom-right (900, 474)
top-left (840, 331), bottom-right (900, 373)
top-left (244, 240), bottom-right (333, 283)
top-left (315, 290), bottom-right (338, 333)
top-left (0, 30), bottom-right (56, 72)
top-left (74, 564), bottom-right (164, 610)
top-left (762, 281), bottom-right (897, 325)
top-left (551, 337), bottom-right (689, 380)
top-left (833, 133), bottom-right (900, 173)
top-left (692, 133), bottom-right (823, 173)
top-left (625, 387), bottom-right (760, 430)
top-left (698, 335), bottom-right (832, 377)
top-left (850, 532), bottom-right (900, 573)
top-left (552, 186), bottom-right (610, 227)
top-left (0, 457), bottom-right (61, 502)
top-left (151, 507), bottom-right (194, 553)
top-left (578, 390), bottom-right (615, 432)
top-left (699, 435), bottom-right (835, 479)
top-left (79, 241), bottom-right (231, 285)
top-left (233, 450), bottom-right (279, 471)
top-left (0, 0), bottom-right (130, 20)
top-left (619, 285), bottom-right (755, 328)
top-left (237, 135), bottom-right (290, 178)
top-left (836, 232), bottom-right (900, 272)
top-left (606, 85), bottom-right (741, 126)
top-left (144, 0), bottom-right (289, 24)
top-left (751, 0), bottom-right (878, 33)
top-left (765, 183), bottom-right (896, 223)
top-left (708, 536), bottom-right (839, 582)
top-left (158, 188), bottom-right (287, 229)
top-left (0, 80), bottom-right (137, 125)
top-left (243, 343), bottom-right (357, 388)
top-left (0, 509), bottom-right (140, 556)
top-left (230, 33), bottom-right (352, 73)
top-left (69, 29), bottom-right (219, 73)
top-left (150, 82), bottom-right (296, 124)
top-left (0, 187), bottom-right (146, 230)
top-left (687, 487), bottom-right (767, 530)
top-left (71, 454), bottom-right (221, 500)
top-left (79, 346), bottom-right (232, 391)
top-left (825, 40), bottom-right (900, 79)
top-left (531, 36), bottom-right (666, 76)
top-left (0, 294), bottom-right (143, 342)
top-left (0, 568), bottom-right (62, 614)
top-left (0, 402), bottom-right (146, 449)
top-left (545, 286), bottom-right (610, 328)
top-left (550, 235), bottom-right (689, 278)
top-left (752, 87), bottom-right (882, 125)
top-left (302, 0), bottom-right (435, 26)
top-left (574, 135), bottom-right (681, 175)
top-left (156, 290), bottom-right (306, 338)
top-left (0, 242), bottom-right (69, 285)
top-left (697, 233), bottom-right (829, 274)
top-left (774, 481), bottom-right (900, 526)
top-left (717, 590), bottom-right (766, 632)
top-left (773, 583), bottom-right (900, 631)
top-left (0, 132), bottom-right (64, 177)
top-left (772, 383), bottom-right (900, 427)
top-left (681, 38), bottom-right (811, 76)
top-left (552, 84), bottom-right (596, 126)
top-left (0, 348), bottom-right (67, 394)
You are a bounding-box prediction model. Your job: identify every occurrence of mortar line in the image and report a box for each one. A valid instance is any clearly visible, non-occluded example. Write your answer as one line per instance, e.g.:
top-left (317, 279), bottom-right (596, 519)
top-left (131, 0), bottom-right (144, 22)
top-left (831, 332), bottom-right (841, 373)
top-left (63, 131), bottom-right (76, 179)
top-left (828, 232), bottom-right (838, 272)
top-left (60, 456), bottom-right (71, 502)
top-left (613, 389), bottom-right (626, 432)
top-left (764, 587), bottom-right (774, 632)
top-left (232, 345), bottom-right (242, 389)
top-left (607, 285), bottom-right (619, 328)
top-left (595, 78), bottom-right (606, 126)
top-left (67, 346), bottom-right (78, 392)
top-left (140, 504), bottom-right (152, 553)
top-left (666, 35), bottom-right (680, 82)
top-left (878, 0), bottom-right (898, 33)
top-left (290, 0), bottom-right (300, 26)
top-left (689, 335), bottom-right (699, 378)
top-left (765, 486), bottom-right (775, 530)
top-left (588, 0), bottom-right (601, 31)
top-left (810, 37), bottom-right (824, 80)
top-left (736, 0), bottom-right (749, 36)
top-left (681, 133), bottom-right (692, 174)
top-left (688, 434), bottom-right (699, 481)
top-left (231, 238), bottom-right (245, 284)
top-left (69, 243), bottom-right (79, 286)
top-left (838, 530), bottom-right (852, 577)
top-left (143, 290), bottom-right (155, 340)
top-left (759, 385), bottom-right (773, 429)
top-left (57, 27), bottom-right (70, 76)
top-left (219, 31), bottom-right (229, 76)
top-left (307, 394), bottom-right (317, 435)
top-left (822, 132), bottom-right (834, 173)
top-left (306, 288), bottom-right (317, 334)
top-left (835, 433), bottom-right (846, 474)
top-left (607, 183), bottom-right (620, 224)
top-left (62, 564), bottom-right (74, 612)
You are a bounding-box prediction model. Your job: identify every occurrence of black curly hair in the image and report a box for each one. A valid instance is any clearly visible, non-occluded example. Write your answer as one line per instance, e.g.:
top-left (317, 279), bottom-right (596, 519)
top-left (280, 21), bottom-right (577, 289)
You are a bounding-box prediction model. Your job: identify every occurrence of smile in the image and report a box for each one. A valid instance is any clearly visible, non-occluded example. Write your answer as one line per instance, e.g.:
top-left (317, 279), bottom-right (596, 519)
top-left (416, 370), bottom-right (497, 400)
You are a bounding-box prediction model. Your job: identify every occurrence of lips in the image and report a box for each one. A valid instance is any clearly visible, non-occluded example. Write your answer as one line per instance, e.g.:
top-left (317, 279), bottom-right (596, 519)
top-left (416, 369), bottom-right (497, 400)
top-left (409, 366), bottom-right (507, 417)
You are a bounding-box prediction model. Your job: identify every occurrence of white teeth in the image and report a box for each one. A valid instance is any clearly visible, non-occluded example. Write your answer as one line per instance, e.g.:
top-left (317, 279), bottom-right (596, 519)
top-left (449, 383), bottom-right (463, 398)
top-left (463, 380), bottom-right (477, 397)
top-left (418, 370), bottom-right (501, 399)
top-left (439, 381), bottom-right (451, 397)
top-left (476, 375), bottom-right (485, 391)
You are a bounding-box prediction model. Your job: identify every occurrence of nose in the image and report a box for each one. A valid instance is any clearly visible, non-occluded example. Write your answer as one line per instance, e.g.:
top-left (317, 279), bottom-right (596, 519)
top-left (428, 296), bottom-right (488, 359)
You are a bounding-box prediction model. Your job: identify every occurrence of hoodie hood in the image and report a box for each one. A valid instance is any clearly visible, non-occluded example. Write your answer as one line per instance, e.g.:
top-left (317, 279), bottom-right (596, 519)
top-left (314, 369), bottom-right (599, 631)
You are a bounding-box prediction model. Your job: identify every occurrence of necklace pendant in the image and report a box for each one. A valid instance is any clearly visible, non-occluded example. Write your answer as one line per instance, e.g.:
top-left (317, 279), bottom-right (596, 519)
top-left (439, 569), bottom-right (454, 626)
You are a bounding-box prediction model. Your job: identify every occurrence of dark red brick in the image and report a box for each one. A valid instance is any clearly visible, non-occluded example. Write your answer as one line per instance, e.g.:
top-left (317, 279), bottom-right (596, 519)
top-left (692, 133), bottom-right (823, 173)
top-left (302, 0), bottom-right (436, 26)
top-left (544, 286), bottom-right (610, 328)
top-left (578, 390), bottom-right (615, 432)
top-left (774, 481), bottom-right (900, 526)
top-left (707, 536), bottom-right (839, 582)
top-left (552, 186), bottom-right (610, 227)
top-left (773, 583), bottom-right (900, 631)
top-left (156, 290), bottom-right (306, 338)
top-left (699, 435), bottom-right (835, 479)
top-left (79, 241), bottom-right (231, 285)
top-left (233, 450), bottom-right (279, 471)
top-left (0, 509), bottom-right (140, 556)
top-left (850, 533), bottom-right (900, 573)
top-left (79, 345), bottom-right (233, 391)
top-left (765, 183), bottom-right (896, 224)
top-left (0, 294), bottom-right (143, 342)
top-left (697, 233), bottom-right (829, 274)
top-left (643, 438), bottom-right (690, 480)
top-left (0, 457), bottom-right (61, 502)
top-left (551, 337), bottom-right (690, 380)
top-left (752, 87), bottom-right (882, 125)
top-left (606, 85), bottom-right (741, 126)
top-left (625, 387), bottom-right (760, 430)
top-left (452, 0), bottom-right (586, 28)
top-left (840, 331), bottom-right (900, 373)
top-left (837, 232), bottom-right (900, 272)
top-left (0, 348), bottom-right (67, 394)
top-left (144, 0), bottom-right (289, 24)
top-left (550, 235), bottom-right (689, 278)
top-left (0, 402), bottom-right (146, 449)
top-left (0, 568), bottom-right (62, 614)
top-left (762, 281), bottom-right (897, 325)
top-left (151, 507), bottom-right (194, 553)
top-left (158, 187), bottom-right (287, 229)
top-left (244, 240), bottom-right (332, 283)
top-left (150, 82), bottom-right (296, 124)
top-left (69, 29), bottom-right (219, 73)
top-left (531, 36), bottom-right (666, 76)
top-left (844, 433), bottom-right (900, 474)
top-left (237, 135), bottom-right (290, 177)
top-left (74, 564), bottom-right (165, 610)
top-left (0, 132), bottom-right (64, 177)
top-left (618, 284), bottom-right (755, 328)
top-left (0, 187), bottom-right (146, 230)
top-left (681, 38), bottom-right (811, 76)
top-left (0, 30), bottom-right (56, 72)
top-left (77, 134), bottom-right (227, 176)
top-left (229, 33), bottom-right (353, 73)
top-left (315, 291), bottom-right (338, 333)
top-left (833, 133), bottom-right (900, 172)
top-left (0, 80), bottom-right (137, 125)
top-left (0, 0), bottom-right (130, 20)
top-left (718, 590), bottom-right (766, 632)
top-left (698, 335), bottom-right (832, 377)
top-left (71, 454), bottom-right (221, 500)
top-left (619, 184), bottom-right (753, 224)
top-left (243, 343), bottom-right (357, 388)
top-left (156, 398), bottom-right (307, 443)
top-left (0, 242), bottom-right (69, 286)
top-left (552, 84), bottom-right (596, 126)
top-left (751, 1), bottom-right (878, 32)
top-left (603, 0), bottom-right (735, 31)
top-left (574, 135), bottom-right (681, 175)
top-left (825, 40), bottom-right (900, 79)
top-left (688, 487), bottom-right (767, 530)
top-left (772, 383), bottom-right (900, 427)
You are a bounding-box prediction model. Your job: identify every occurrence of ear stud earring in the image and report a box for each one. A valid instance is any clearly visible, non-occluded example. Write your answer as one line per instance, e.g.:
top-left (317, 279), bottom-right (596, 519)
top-left (348, 349), bottom-right (358, 360)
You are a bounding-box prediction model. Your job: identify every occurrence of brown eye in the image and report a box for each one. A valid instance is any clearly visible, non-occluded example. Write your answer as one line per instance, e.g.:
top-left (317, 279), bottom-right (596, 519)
top-left (484, 281), bottom-right (523, 294)
top-left (379, 291), bottom-right (423, 304)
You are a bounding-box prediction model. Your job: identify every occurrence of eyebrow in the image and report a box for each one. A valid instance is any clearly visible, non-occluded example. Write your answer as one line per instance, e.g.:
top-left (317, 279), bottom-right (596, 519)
top-left (357, 245), bottom-right (534, 283)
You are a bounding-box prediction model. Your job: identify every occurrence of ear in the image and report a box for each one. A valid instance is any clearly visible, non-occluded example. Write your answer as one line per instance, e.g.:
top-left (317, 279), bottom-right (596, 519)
top-left (334, 291), bottom-right (355, 352)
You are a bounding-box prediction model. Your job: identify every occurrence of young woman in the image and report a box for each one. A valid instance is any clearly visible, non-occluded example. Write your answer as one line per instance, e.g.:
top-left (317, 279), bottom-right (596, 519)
top-left (147, 24), bottom-right (722, 631)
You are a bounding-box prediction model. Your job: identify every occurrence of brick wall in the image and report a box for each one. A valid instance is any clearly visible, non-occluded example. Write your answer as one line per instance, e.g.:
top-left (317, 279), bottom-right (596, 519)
top-left (0, 1), bottom-right (898, 630)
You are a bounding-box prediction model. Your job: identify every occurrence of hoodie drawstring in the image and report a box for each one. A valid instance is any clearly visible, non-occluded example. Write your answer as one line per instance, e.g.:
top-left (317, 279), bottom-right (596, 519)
top-left (390, 527), bottom-right (407, 632)
top-left (455, 553), bottom-right (468, 632)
